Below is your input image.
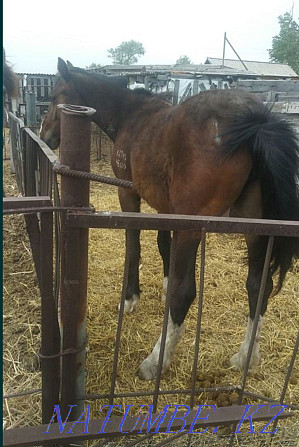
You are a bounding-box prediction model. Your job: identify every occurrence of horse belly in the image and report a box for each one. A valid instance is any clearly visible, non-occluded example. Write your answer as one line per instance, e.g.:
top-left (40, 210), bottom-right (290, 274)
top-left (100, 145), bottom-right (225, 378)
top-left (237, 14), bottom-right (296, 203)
top-left (128, 141), bottom-right (171, 213)
top-left (169, 150), bottom-right (252, 217)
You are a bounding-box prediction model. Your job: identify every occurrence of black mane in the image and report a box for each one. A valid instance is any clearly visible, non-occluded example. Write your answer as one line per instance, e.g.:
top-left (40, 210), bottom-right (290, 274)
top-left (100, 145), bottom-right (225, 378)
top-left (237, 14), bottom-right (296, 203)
top-left (3, 49), bottom-right (19, 97)
top-left (67, 65), bottom-right (128, 89)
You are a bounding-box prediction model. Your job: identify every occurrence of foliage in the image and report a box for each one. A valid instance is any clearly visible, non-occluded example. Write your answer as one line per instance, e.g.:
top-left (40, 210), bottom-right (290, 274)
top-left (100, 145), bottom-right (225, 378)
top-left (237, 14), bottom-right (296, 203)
top-left (86, 63), bottom-right (102, 70)
top-left (269, 12), bottom-right (299, 74)
top-left (176, 55), bottom-right (192, 65)
top-left (107, 40), bottom-right (145, 65)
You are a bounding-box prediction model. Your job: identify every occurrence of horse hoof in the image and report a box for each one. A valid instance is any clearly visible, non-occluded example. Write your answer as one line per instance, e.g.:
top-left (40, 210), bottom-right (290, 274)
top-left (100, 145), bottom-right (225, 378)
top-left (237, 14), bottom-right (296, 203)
top-left (118, 294), bottom-right (139, 314)
top-left (229, 351), bottom-right (260, 371)
top-left (229, 353), bottom-right (244, 371)
top-left (137, 358), bottom-right (158, 380)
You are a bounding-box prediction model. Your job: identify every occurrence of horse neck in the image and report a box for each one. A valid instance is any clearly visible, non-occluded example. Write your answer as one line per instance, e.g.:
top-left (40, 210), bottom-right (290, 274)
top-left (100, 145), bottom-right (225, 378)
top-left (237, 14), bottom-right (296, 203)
top-left (72, 75), bottom-right (144, 141)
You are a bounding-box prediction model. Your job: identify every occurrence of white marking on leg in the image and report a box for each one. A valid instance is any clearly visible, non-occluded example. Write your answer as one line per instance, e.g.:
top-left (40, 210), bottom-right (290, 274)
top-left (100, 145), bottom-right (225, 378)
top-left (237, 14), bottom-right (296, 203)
top-left (161, 276), bottom-right (168, 302)
top-left (230, 316), bottom-right (263, 370)
top-left (137, 313), bottom-right (185, 380)
top-left (118, 294), bottom-right (139, 314)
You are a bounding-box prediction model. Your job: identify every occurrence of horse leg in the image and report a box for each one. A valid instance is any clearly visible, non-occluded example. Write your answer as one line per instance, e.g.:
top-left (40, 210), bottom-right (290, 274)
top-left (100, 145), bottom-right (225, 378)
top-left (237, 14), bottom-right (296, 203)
top-left (138, 233), bottom-right (200, 380)
top-left (230, 235), bottom-right (273, 370)
top-left (229, 180), bottom-right (273, 370)
top-left (157, 230), bottom-right (171, 301)
top-left (118, 187), bottom-right (141, 313)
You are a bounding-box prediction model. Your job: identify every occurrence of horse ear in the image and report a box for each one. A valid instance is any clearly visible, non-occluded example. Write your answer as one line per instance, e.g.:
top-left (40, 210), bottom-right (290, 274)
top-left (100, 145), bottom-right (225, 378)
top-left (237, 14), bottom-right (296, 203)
top-left (57, 57), bottom-right (71, 81)
top-left (66, 60), bottom-right (74, 70)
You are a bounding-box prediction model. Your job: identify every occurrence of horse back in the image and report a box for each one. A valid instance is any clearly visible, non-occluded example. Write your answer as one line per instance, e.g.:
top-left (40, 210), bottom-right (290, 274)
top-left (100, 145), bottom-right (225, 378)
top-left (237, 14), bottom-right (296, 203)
top-left (112, 90), bottom-right (262, 215)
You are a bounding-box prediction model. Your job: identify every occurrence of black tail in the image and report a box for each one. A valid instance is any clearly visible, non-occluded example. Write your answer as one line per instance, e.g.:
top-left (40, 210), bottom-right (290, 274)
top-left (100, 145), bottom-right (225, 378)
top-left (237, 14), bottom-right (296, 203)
top-left (223, 103), bottom-right (299, 293)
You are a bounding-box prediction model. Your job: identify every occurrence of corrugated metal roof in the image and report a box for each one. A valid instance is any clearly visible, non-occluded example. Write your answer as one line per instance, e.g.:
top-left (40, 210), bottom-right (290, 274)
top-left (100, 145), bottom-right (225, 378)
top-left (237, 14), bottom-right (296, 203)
top-left (16, 72), bottom-right (55, 76)
top-left (100, 64), bottom-right (172, 71)
top-left (205, 58), bottom-right (298, 77)
top-left (171, 64), bottom-right (257, 77)
top-left (94, 64), bottom-right (258, 78)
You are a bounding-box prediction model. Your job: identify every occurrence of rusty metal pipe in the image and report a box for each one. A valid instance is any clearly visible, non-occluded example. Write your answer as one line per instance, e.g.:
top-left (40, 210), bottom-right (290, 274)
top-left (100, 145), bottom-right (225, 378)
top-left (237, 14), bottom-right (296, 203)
top-left (59, 104), bottom-right (95, 421)
top-left (40, 211), bottom-right (61, 424)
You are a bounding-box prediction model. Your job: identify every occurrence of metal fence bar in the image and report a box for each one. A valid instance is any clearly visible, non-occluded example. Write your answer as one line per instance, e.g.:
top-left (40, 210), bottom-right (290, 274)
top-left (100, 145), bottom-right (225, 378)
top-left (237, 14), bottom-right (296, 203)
top-left (8, 112), bottom-right (25, 193)
top-left (153, 430), bottom-right (187, 447)
top-left (40, 211), bottom-right (61, 424)
top-left (189, 228), bottom-right (206, 409)
top-left (67, 211), bottom-right (299, 237)
top-left (241, 390), bottom-right (299, 411)
top-left (23, 130), bottom-right (38, 196)
top-left (3, 403), bottom-right (293, 447)
top-left (53, 172), bottom-right (61, 306)
top-left (7, 383), bottom-right (299, 410)
top-left (109, 249), bottom-right (130, 406)
top-left (271, 328), bottom-right (299, 435)
top-left (152, 231), bottom-right (178, 412)
top-left (229, 236), bottom-right (274, 446)
top-left (238, 236), bottom-right (274, 403)
top-left (3, 389), bottom-right (42, 399)
top-left (22, 127), bottom-right (58, 197)
top-left (80, 385), bottom-right (239, 401)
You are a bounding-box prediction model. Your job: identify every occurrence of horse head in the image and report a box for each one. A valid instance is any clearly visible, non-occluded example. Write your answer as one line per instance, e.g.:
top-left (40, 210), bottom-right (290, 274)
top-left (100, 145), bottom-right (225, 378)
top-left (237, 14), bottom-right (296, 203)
top-left (40, 58), bottom-right (130, 148)
top-left (40, 58), bottom-right (84, 149)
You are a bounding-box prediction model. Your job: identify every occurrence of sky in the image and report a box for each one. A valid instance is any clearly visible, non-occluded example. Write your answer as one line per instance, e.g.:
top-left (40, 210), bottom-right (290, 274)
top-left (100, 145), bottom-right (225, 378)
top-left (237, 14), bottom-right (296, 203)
top-left (3, 0), bottom-right (299, 74)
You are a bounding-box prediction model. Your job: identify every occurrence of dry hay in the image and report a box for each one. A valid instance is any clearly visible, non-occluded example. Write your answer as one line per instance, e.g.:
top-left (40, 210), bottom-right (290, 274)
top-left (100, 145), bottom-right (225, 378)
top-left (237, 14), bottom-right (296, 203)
top-left (3, 131), bottom-right (299, 445)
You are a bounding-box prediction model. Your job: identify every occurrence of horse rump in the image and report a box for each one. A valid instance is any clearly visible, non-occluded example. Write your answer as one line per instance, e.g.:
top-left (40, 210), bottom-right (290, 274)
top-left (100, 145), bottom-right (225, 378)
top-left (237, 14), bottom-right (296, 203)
top-left (222, 103), bottom-right (299, 293)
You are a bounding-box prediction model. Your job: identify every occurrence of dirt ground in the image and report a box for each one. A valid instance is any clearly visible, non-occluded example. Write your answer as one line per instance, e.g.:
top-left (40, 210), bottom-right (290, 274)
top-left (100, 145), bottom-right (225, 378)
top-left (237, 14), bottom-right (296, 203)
top-left (3, 130), bottom-right (299, 445)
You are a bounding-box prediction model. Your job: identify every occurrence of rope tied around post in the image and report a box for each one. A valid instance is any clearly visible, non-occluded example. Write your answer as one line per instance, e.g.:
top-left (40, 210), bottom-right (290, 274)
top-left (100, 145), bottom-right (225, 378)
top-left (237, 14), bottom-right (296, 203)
top-left (38, 340), bottom-right (88, 359)
top-left (53, 159), bottom-right (134, 190)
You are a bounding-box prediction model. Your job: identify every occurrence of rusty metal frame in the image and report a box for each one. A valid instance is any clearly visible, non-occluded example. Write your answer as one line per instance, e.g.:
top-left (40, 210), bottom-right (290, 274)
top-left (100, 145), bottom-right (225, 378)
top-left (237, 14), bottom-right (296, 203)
top-left (3, 403), bottom-right (294, 447)
top-left (3, 201), bottom-right (299, 447)
top-left (3, 196), bottom-right (61, 427)
top-left (66, 211), bottom-right (299, 237)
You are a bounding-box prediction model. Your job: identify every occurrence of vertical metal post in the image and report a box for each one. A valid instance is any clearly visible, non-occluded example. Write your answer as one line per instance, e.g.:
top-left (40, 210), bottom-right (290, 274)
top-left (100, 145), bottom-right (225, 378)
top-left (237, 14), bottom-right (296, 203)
top-left (173, 80), bottom-right (180, 105)
top-left (229, 236), bottom-right (274, 447)
top-left (97, 129), bottom-right (102, 160)
top-left (193, 80), bottom-right (199, 96)
top-left (190, 229), bottom-right (206, 408)
top-left (222, 32), bottom-right (226, 68)
top-left (152, 232), bottom-right (178, 412)
top-left (59, 104), bottom-right (96, 420)
top-left (271, 329), bottom-right (299, 435)
top-left (25, 92), bottom-right (37, 128)
top-left (108, 250), bottom-right (130, 406)
top-left (144, 76), bottom-right (150, 90)
top-left (40, 210), bottom-right (61, 424)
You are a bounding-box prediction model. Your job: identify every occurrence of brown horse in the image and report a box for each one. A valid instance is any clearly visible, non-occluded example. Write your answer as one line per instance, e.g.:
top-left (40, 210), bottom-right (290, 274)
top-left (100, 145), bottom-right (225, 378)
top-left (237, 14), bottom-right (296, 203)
top-left (41, 58), bottom-right (299, 380)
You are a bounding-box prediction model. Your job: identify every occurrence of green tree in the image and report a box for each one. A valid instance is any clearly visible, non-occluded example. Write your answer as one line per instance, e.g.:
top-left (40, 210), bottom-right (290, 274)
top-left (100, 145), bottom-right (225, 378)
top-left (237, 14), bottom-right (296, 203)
top-left (86, 63), bottom-right (102, 70)
top-left (269, 12), bottom-right (299, 74)
top-left (176, 55), bottom-right (192, 65)
top-left (107, 40), bottom-right (145, 64)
